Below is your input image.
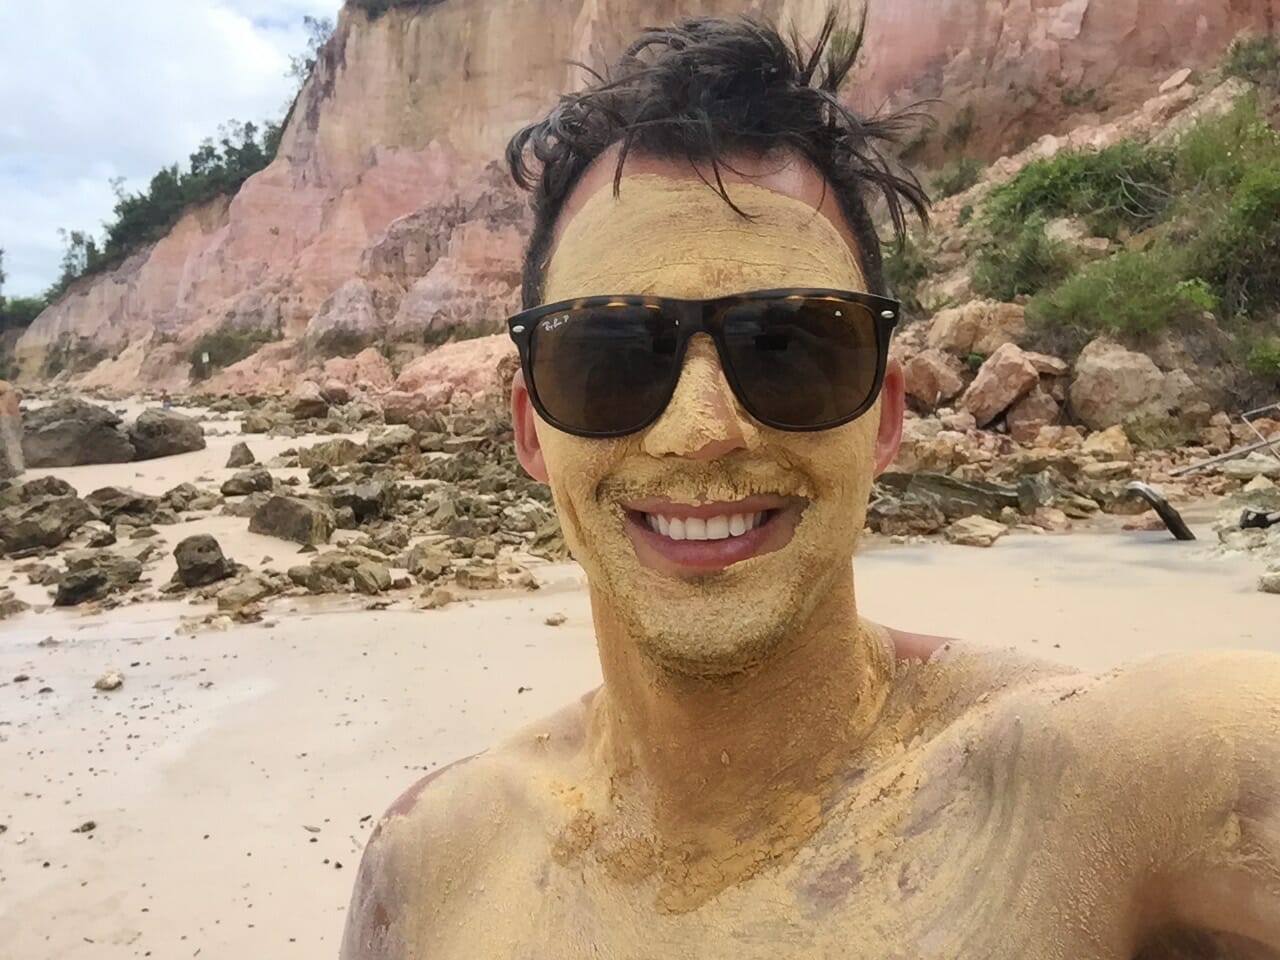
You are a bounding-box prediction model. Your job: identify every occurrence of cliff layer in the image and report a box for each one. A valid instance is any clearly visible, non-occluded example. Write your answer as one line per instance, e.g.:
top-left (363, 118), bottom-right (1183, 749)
top-left (14, 0), bottom-right (1278, 393)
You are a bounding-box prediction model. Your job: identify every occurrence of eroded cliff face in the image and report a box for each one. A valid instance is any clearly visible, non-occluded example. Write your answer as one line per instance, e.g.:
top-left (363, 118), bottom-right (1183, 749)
top-left (15, 0), bottom-right (1279, 393)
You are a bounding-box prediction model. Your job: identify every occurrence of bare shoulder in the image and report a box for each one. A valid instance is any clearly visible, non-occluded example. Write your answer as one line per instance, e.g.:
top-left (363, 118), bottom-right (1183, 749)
top-left (339, 690), bottom-right (598, 960)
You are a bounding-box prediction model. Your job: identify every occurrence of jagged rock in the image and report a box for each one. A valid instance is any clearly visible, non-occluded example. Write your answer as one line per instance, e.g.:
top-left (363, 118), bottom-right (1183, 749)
top-left (329, 481), bottom-right (394, 523)
top-left (455, 563), bottom-right (501, 590)
top-left (417, 586), bottom-right (456, 610)
top-left (21, 399), bottom-right (135, 467)
top-left (23, 562), bottom-right (60, 586)
top-left (1261, 568), bottom-right (1280, 595)
top-left (1221, 454), bottom-right (1280, 481)
top-left (162, 482), bottom-right (204, 511)
top-left (1023, 352), bottom-right (1069, 377)
top-left (320, 379), bottom-right (353, 405)
top-left (0, 587), bottom-right (29, 620)
top-left (866, 497), bottom-right (947, 536)
top-left (0, 495), bottom-right (97, 555)
top-left (903, 349), bottom-right (966, 407)
top-left (1016, 472), bottom-right (1058, 513)
top-left (128, 409), bottom-right (206, 460)
top-left (226, 441), bottom-right (256, 468)
top-left (289, 381), bottom-right (330, 420)
top-left (382, 387), bottom-right (454, 425)
top-left (1082, 461), bottom-right (1134, 482)
top-left (1069, 339), bottom-right (1167, 431)
top-left (297, 437), bottom-right (362, 468)
top-left (0, 381), bottom-right (23, 479)
top-left (1081, 425), bottom-right (1135, 463)
top-left (85, 486), bottom-right (159, 522)
top-left (500, 500), bottom-right (551, 533)
top-left (7, 475), bottom-right (76, 503)
top-left (945, 516), bottom-right (1008, 547)
top-left (307, 463), bottom-right (341, 488)
top-left (241, 409), bottom-right (283, 434)
top-left (249, 496), bottom-right (336, 546)
top-left (1006, 387), bottom-right (1061, 444)
top-left (173, 534), bottom-right (236, 588)
top-left (55, 551), bottom-right (144, 606)
top-left (959, 343), bottom-right (1040, 427)
top-left (224, 491), bottom-right (271, 518)
top-left (84, 522), bottom-right (117, 548)
top-left (221, 466), bottom-right (274, 496)
top-left (215, 573), bottom-right (280, 611)
top-left (289, 551), bottom-right (391, 595)
top-left (927, 301), bottom-right (1026, 357)
top-left (402, 542), bottom-right (451, 582)
top-left (877, 472), bottom-right (1020, 520)
top-left (362, 425), bottom-right (417, 463)
top-left (93, 671), bottom-right (124, 692)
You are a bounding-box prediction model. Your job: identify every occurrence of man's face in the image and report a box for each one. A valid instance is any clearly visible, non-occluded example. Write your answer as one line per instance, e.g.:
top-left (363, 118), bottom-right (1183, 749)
top-left (512, 153), bottom-right (903, 678)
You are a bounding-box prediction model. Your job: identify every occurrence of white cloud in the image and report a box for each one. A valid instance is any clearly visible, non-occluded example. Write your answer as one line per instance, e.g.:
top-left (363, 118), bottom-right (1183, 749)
top-left (0, 0), bottom-right (342, 297)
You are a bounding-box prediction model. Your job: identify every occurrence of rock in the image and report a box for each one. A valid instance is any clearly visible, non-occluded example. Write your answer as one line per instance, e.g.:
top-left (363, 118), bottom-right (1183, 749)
top-left (128, 409), bottom-right (206, 460)
top-left (938, 410), bottom-right (977, 433)
top-left (362, 425), bottom-right (418, 463)
top-left (1030, 506), bottom-right (1072, 532)
top-left (417, 586), bottom-right (456, 610)
top-left (307, 464), bottom-right (341, 488)
top-left (1068, 339), bottom-right (1167, 431)
top-left (0, 495), bottom-right (97, 555)
top-left (215, 573), bottom-right (279, 611)
top-left (319, 379), bottom-right (353, 405)
top-left (93, 671), bottom-right (124, 692)
top-left (7, 475), bottom-right (76, 504)
top-left (958, 343), bottom-right (1040, 427)
top-left (1081, 461), bottom-right (1134, 481)
top-left (1159, 67), bottom-right (1193, 94)
top-left (0, 381), bottom-right (23, 479)
top-left (1016, 472), bottom-right (1058, 513)
top-left (1081, 425), bottom-right (1135, 462)
top-left (223, 491), bottom-right (271, 518)
top-left (1261, 570), bottom-right (1280, 594)
top-left (402, 542), bottom-right (452, 582)
top-left (84, 522), bottom-right (117, 548)
top-left (352, 560), bottom-right (392, 595)
top-left (297, 437), bottom-right (362, 469)
top-left (221, 466), bottom-right (274, 496)
top-left (1006, 387), bottom-right (1061, 444)
top-left (322, 348), bottom-right (395, 394)
top-left (241, 408), bottom-right (283, 434)
top-left (902, 349), bottom-right (966, 406)
top-left (249, 496), bottom-right (336, 546)
top-left (944, 515), bottom-right (1008, 547)
top-left (877, 472), bottom-right (1021, 520)
top-left (173, 534), bottom-right (236, 587)
top-left (866, 496), bottom-right (947, 536)
top-left (1022, 352), bottom-right (1069, 377)
top-left (926, 301), bottom-right (1026, 357)
top-left (55, 551), bottom-right (144, 606)
top-left (291, 551), bottom-right (391, 594)
top-left (545, 612), bottom-right (567, 626)
top-left (1221, 455), bottom-right (1280, 482)
top-left (1244, 475), bottom-right (1277, 493)
top-left (329, 481), bottom-right (395, 523)
top-left (0, 587), bottom-right (29, 620)
top-left (455, 563), bottom-right (501, 590)
top-left (85, 486), bottom-right (159, 522)
top-left (288, 381), bottom-right (330, 420)
top-left (21, 399), bottom-right (135, 467)
top-left (226, 441), bottom-right (256, 468)
top-left (382, 387), bottom-right (455, 425)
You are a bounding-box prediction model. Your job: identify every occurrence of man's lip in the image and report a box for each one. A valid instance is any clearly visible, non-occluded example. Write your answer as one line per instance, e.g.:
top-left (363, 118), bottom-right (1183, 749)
top-left (620, 494), bottom-right (795, 520)
top-left (621, 498), bottom-right (805, 574)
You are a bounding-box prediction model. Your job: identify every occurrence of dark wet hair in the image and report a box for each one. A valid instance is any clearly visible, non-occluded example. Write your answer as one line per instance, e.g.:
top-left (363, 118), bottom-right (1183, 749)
top-left (505, 7), bottom-right (929, 308)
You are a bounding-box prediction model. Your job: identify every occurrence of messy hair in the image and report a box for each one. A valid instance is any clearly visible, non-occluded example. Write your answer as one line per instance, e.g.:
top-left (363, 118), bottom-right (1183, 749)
top-left (505, 7), bottom-right (929, 307)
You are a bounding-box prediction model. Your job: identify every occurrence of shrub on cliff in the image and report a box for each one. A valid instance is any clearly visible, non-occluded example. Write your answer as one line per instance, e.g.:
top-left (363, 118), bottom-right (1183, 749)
top-left (350, 0), bottom-right (443, 17)
top-left (931, 157), bottom-right (983, 199)
top-left (971, 214), bottom-right (1073, 300)
top-left (190, 325), bottom-right (279, 380)
top-left (1225, 34), bottom-right (1280, 89)
top-left (882, 234), bottom-right (931, 317)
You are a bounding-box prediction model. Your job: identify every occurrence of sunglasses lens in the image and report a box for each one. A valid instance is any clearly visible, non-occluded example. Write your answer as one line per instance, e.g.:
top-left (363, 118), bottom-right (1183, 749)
top-left (720, 298), bottom-right (881, 428)
top-left (529, 305), bottom-right (679, 435)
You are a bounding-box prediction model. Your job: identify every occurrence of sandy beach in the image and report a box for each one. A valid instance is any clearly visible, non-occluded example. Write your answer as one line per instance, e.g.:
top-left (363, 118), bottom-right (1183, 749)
top-left (3, 490), bottom-right (1276, 959)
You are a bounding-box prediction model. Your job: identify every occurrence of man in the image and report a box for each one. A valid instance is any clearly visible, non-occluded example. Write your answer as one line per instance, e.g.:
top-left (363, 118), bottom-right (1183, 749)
top-left (343, 13), bottom-right (1280, 959)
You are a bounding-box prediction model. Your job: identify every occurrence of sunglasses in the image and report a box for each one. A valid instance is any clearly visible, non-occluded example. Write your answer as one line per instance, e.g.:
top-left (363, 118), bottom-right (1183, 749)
top-left (506, 287), bottom-right (899, 438)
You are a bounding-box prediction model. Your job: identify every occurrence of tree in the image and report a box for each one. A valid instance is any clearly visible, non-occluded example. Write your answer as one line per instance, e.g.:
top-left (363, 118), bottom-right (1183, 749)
top-left (288, 15), bottom-right (335, 84)
top-left (0, 246), bottom-right (6, 310)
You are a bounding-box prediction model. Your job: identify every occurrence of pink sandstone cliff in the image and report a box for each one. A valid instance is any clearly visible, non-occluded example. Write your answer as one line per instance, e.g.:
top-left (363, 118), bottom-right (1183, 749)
top-left (15, 0), bottom-right (1278, 396)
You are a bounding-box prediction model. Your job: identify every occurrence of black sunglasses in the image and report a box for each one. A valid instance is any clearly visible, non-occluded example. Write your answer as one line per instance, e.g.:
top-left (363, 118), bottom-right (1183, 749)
top-left (506, 288), bottom-right (899, 439)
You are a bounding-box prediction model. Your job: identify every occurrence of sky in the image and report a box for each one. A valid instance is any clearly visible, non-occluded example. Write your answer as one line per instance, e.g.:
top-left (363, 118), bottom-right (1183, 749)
top-left (0, 0), bottom-right (344, 298)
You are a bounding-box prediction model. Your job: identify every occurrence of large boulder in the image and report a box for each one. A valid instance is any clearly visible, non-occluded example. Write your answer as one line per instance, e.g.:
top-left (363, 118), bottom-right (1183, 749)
top-left (0, 495), bottom-right (97, 555)
top-left (221, 466), bottom-right (274, 497)
top-left (85, 486), bottom-right (160, 522)
top-left (226, 441), bottom-right (256, 468)
top-left (958, 343), bottom-right (1040, 427)
top-left (926, 301), bottom-right (1026, 357)
top-left (902, 349), bottom-right (965, 407)
top-left (1068, 339), bottom-right (1189, 431)
top-left (297, 437), bottom-right (362, 469)
top-left (22, 399), bottom-right (135, 467)
top-left (1006, 387), bottom-right (1061, 444)
top-left (249, 496), bottom-right (336, 546)
top-left (128, 409), bottom-right (206, 460)
top-left (54, 550), bottom-right (143, 606)
top-left (173, 534), bottom-right (236, 587)
top-left (0, 381), bottom-right (22, 479)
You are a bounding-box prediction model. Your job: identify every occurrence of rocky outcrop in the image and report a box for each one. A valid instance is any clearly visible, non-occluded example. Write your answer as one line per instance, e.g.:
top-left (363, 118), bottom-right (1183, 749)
top-left (0, 381), bottom-right (22, 478)
top-left (1068, 338), bottom-right (1201, 430)
top-left (128, 409), bottom-right (206, 460)
top-left (13, 0), bottom-right (1272, 394)
top-left (249, 496), bottom-right (336, 546)
top-left (22, 400), bottom-right (135, 467)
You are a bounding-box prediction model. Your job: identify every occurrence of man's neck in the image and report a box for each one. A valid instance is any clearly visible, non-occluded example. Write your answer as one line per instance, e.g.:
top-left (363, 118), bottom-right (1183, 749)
top-left (585, 575), bottom-right (893, 909)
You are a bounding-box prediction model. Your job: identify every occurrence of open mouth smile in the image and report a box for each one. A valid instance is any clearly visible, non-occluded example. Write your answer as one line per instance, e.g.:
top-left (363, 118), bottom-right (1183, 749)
top-left (621, 495), bottom-right (803, 573)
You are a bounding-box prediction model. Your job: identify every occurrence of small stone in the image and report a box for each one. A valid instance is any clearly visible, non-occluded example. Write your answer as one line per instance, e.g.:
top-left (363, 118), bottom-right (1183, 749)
top-left (944, 516), bottom-right (1008, 548)
top-left (226, 441), bottom-right (256, 469)
top-left (1244, 475), bottom-right (1277, 493)
top-left (417, 586), bottom-right (456, 610)
top-left (1259, 571), bottom-right (1280, 595)
top-left (72, 820), bottom-right (97, 834)
top-left (93, 671), bottom-right (123, 691)
top-left (544, 612), bottom-right (567, 627)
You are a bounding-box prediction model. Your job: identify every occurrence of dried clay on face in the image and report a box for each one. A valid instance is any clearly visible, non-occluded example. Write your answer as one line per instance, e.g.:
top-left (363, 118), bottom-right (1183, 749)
top-left (536, 174), bottom-right (884, 678)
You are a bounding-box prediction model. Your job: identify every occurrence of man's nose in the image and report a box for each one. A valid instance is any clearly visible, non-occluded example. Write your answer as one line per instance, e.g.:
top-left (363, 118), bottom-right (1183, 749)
top-left (640, 335), bottom-right (757, 461)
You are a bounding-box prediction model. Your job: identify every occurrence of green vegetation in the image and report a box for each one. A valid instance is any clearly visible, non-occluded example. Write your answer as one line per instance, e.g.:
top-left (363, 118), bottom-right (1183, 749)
top-left (971, 215), bottom-right (1073, 300)
top-left (0, 248), bottom-right (48, 333)
top-left (310, 326), bottom-right (372, 358)
top-left (351, 0), bottom-right (444, 17)
top-left (932, 157), bottom-right (983, 199)
top-left (1028, 250), bottom-right (1214, 337)
top-left (957, 203), bottom-right (974, 226)
top-left (1224, 34), bottom-right (1280, 88)
top-left (1060, 85), bottom-right (1107, 111)
top-left (882, 234), bottom-right (931, 317)
top-left (943, 105), bottom-right (976, 151)
top-left (40, 336), bottom-right (108, 379)
top-left (189, 324), bottom-right (281, 380)
top-left (1247, 338), bottom-right (1280, 377)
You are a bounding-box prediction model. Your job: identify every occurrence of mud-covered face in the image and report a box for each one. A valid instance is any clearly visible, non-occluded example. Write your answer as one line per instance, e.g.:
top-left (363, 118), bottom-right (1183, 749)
top-left (513, 159), bottom-right (898, 678)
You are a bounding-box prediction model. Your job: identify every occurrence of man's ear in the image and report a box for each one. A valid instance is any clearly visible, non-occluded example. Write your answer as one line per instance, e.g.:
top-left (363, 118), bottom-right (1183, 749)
top-left (873, 358), bottom-right (904, 477)
top-left (511, 369), bottom-right (549, 483)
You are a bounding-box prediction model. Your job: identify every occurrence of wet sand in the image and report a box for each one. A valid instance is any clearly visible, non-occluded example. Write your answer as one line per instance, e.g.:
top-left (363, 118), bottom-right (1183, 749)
top-left (2, 420), bottom-right (1277, 957)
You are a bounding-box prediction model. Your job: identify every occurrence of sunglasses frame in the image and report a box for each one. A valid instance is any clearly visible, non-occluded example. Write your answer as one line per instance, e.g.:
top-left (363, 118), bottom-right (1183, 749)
top-left (506, 287), bottom-right (900, 439)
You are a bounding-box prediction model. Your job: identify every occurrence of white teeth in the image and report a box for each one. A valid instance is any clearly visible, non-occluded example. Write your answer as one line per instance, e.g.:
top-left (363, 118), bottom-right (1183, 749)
top-left (642, 510), bottom-right (772, 541)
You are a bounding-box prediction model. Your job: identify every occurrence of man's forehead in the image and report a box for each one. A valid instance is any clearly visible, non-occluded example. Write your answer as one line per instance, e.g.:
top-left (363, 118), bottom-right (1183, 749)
top-left (548, 146), bottom-right (864, 267)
